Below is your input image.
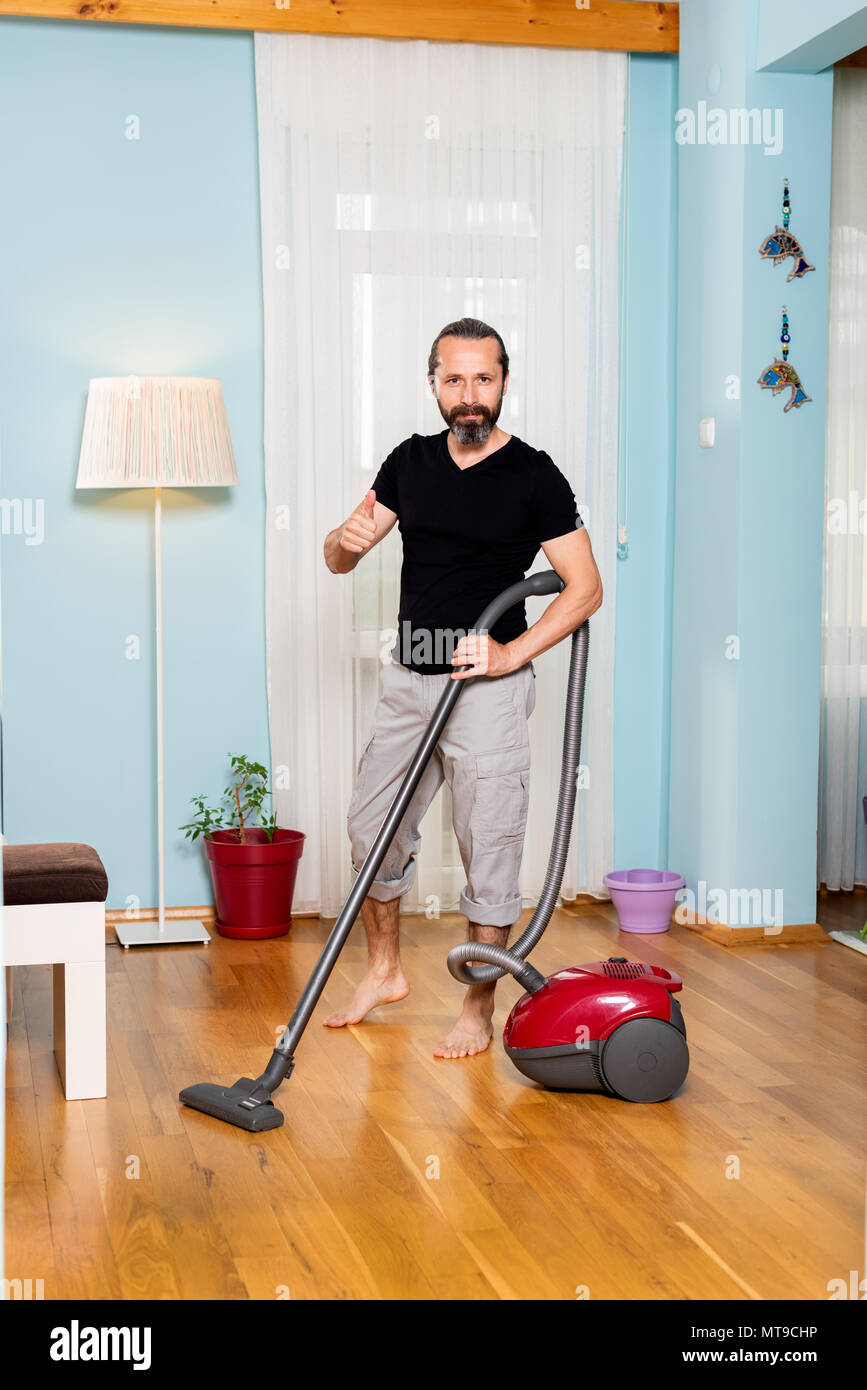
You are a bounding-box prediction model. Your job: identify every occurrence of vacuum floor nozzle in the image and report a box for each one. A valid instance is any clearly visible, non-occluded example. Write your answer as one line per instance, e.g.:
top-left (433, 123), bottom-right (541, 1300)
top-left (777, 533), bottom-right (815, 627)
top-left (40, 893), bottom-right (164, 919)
top-left (179, 1078), bottom-right (285, 1132)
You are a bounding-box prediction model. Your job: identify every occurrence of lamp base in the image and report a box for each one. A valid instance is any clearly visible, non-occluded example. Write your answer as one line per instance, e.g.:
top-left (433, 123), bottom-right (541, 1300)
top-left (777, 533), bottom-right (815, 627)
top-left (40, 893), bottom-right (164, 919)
top-left (115, 919), bottom-right (212, 949)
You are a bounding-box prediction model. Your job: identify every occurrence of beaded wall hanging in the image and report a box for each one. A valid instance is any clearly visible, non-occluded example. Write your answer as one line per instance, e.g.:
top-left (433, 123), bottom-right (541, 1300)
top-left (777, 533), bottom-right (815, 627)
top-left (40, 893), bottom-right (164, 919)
top-left (757, 306), bottom-right (811, 412)
top-left (758, 179), bottom-right (816, 281)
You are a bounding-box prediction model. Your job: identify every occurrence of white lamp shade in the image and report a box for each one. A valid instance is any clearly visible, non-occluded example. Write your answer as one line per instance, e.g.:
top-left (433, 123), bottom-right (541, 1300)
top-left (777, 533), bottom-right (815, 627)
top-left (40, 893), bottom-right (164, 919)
top-left (76, 376), bottom-right (239, 488)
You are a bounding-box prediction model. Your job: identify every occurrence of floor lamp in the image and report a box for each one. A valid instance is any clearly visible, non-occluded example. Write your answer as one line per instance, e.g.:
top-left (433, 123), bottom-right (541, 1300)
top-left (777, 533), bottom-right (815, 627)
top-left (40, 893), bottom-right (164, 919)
top-left (76, 376), bottom-right (239, 947)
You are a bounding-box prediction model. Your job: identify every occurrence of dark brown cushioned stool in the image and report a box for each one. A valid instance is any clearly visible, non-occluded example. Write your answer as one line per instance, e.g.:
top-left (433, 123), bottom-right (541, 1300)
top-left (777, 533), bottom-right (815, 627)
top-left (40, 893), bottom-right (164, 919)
top-left (3, 842), bottom-right (109, 906)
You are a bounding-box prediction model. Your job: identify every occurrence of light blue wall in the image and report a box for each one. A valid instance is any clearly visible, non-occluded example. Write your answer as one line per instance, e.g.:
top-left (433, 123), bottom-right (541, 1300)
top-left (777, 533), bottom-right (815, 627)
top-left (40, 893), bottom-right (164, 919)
top-left (670, 0), bottom-right (833, 926)
top-left (0, 20), bottom-right (268, 913)
top-left (1, 19), bottom-right (681, 910)
top-left (757, 0), bottom-right (867, 72)
top-left (669, 1), bottom-right (747, 903)
top-left (736, 54), bottom-right (832, 915)
top-left (612, 53), bottom-right (679, 872)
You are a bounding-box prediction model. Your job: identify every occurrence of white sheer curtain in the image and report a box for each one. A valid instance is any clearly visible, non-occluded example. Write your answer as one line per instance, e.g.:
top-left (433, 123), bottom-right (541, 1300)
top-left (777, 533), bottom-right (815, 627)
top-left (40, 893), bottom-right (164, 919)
top-left (819, 68), bottom-right (867, 892)
top-left (255, 33), bottom-right (624, 916)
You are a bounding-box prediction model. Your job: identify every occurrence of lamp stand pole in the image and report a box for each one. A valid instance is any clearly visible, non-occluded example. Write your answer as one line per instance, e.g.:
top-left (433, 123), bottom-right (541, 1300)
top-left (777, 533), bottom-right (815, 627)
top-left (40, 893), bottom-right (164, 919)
top-left (115, 487), bottom-right (211, 948)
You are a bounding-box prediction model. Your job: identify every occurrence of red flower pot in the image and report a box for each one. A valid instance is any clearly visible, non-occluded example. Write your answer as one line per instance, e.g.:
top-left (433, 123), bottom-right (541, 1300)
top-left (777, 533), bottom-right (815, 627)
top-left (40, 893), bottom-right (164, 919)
top-left (204, 827), bottom-right (306, 939)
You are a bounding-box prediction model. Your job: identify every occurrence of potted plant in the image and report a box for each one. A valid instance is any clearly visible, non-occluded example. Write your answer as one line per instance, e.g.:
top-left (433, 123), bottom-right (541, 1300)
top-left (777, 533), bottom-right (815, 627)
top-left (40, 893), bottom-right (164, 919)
top-left (180, 753), bottom-right (305, 940)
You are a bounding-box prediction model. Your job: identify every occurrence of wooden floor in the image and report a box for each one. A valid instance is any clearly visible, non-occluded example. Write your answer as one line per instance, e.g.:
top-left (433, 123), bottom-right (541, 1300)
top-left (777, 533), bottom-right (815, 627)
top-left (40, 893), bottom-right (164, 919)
top-left (5, 904), bottom-right (866, 1301)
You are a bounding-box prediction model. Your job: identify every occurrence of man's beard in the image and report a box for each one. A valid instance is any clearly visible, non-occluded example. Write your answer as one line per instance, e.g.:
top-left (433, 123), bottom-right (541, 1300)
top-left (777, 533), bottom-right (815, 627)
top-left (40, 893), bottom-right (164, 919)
top-left (437, 393), bottom-right (503, 446)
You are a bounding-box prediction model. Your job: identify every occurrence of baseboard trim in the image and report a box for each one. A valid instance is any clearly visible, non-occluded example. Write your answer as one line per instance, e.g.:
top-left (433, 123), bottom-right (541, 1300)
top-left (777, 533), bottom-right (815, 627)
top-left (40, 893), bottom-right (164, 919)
top-left (558, 894), bottom-right (606, 914)
top-left (679, 911), bottom-right (828, 947)
top-left (101, 902), bottom-right (828, 947)
top-left (106, 904), bottom-right (216, 924)
top-left (103, 903), bottom-right (320, 943)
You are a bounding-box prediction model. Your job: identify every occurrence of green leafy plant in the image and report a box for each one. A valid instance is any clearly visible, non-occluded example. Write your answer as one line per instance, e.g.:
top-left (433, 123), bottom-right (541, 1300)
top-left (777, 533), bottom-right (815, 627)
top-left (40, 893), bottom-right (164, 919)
top-left (180, 753), bottom-right (278, 845)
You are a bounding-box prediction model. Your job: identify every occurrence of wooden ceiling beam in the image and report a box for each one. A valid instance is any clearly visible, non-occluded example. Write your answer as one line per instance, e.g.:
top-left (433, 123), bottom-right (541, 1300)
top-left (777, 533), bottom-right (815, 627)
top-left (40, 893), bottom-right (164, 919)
top-left (836, 45), bottom-right (867, 66)
top-left (0, 1), bottom-right (679, 53)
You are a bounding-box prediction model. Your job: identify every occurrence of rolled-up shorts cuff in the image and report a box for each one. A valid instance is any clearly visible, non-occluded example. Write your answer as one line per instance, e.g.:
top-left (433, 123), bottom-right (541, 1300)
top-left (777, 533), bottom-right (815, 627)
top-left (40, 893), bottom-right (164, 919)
top-left (350, 857), bottom-right (417, 902)
top-left (459, 889), bottom-right (524, 928)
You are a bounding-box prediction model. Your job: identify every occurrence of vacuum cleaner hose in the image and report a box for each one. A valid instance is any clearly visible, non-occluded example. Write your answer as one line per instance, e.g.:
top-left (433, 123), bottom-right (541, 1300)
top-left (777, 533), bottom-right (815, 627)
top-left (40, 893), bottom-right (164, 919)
top-left (446, 615), bottom-right (589, 990)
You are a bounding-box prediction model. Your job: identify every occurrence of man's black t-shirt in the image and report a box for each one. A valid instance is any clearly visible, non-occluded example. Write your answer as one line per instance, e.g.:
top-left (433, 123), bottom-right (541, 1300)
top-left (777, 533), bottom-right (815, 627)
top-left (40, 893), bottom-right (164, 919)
top-left (372, 429), bottom-right (583, 674)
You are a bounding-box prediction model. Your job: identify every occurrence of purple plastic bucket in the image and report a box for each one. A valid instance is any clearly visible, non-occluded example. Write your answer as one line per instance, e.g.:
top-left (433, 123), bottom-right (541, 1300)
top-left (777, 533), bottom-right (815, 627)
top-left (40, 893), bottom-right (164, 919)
top-left (603, 869), bottom-right (686, 934)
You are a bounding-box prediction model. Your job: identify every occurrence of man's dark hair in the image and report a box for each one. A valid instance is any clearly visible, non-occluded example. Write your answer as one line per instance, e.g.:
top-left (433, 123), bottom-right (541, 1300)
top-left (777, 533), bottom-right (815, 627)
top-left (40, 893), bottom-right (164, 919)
top-left (427, 317), bottom-right (510, 381)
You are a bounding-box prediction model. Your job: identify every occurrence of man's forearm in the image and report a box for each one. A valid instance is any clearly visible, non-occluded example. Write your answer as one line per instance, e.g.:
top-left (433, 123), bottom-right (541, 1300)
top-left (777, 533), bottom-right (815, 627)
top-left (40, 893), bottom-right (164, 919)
top-left (504, 582), bottom-right (602, 671)
top-left (324, 526), bottom-right (361, 575)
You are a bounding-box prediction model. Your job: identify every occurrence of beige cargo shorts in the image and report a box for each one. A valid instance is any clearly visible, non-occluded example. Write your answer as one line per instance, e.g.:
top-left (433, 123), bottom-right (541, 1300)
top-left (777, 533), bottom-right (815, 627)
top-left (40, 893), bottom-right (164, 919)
top-left (346, 659), bottom-right (537, 927)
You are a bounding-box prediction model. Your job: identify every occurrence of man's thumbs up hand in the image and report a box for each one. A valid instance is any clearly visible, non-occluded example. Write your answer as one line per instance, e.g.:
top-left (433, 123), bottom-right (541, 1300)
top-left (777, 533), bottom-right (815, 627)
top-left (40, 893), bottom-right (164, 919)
top-left (339, 490), bottom-right (378, 555)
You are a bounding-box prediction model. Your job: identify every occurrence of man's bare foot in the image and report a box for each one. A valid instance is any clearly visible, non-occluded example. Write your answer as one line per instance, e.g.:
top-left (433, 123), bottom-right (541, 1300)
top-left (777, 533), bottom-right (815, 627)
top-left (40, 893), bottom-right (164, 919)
top-left (434, 1000), bottom-right (494, 1059)
top-left (323, 967), bottom-right (409, 1027)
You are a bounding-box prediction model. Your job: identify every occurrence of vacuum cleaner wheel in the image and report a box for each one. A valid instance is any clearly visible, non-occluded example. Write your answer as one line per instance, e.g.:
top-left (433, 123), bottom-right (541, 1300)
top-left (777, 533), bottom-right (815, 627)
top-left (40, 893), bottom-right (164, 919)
top-left (600, 1018), bottom-right (689, 1103)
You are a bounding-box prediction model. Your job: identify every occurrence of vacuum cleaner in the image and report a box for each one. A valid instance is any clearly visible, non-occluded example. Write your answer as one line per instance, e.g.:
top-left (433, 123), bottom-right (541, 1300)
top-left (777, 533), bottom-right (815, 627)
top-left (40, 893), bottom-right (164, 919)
top-left (180, 570), bottom-right (689, 1131)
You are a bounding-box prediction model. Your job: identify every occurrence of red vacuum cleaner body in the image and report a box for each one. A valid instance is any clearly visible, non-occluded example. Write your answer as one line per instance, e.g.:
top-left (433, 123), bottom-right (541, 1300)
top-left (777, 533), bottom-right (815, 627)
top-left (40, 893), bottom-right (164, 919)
top-left (503, 958), bottom-right (689, 1103)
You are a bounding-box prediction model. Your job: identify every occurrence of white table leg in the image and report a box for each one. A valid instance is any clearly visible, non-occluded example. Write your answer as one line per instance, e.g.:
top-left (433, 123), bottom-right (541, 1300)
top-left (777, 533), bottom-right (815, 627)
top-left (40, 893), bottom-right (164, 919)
top-left (53, 961), bottom-right (107, 1100)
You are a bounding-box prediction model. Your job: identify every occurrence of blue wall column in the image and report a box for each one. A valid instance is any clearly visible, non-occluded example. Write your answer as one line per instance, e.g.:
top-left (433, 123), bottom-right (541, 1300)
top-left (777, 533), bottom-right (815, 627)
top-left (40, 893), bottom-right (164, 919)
top-left (670, 0), bottom-right (833, 928)
top-left (0, 20), bottom-right (269, 914)
top-left (612, 53), bottom-right (679, 873)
